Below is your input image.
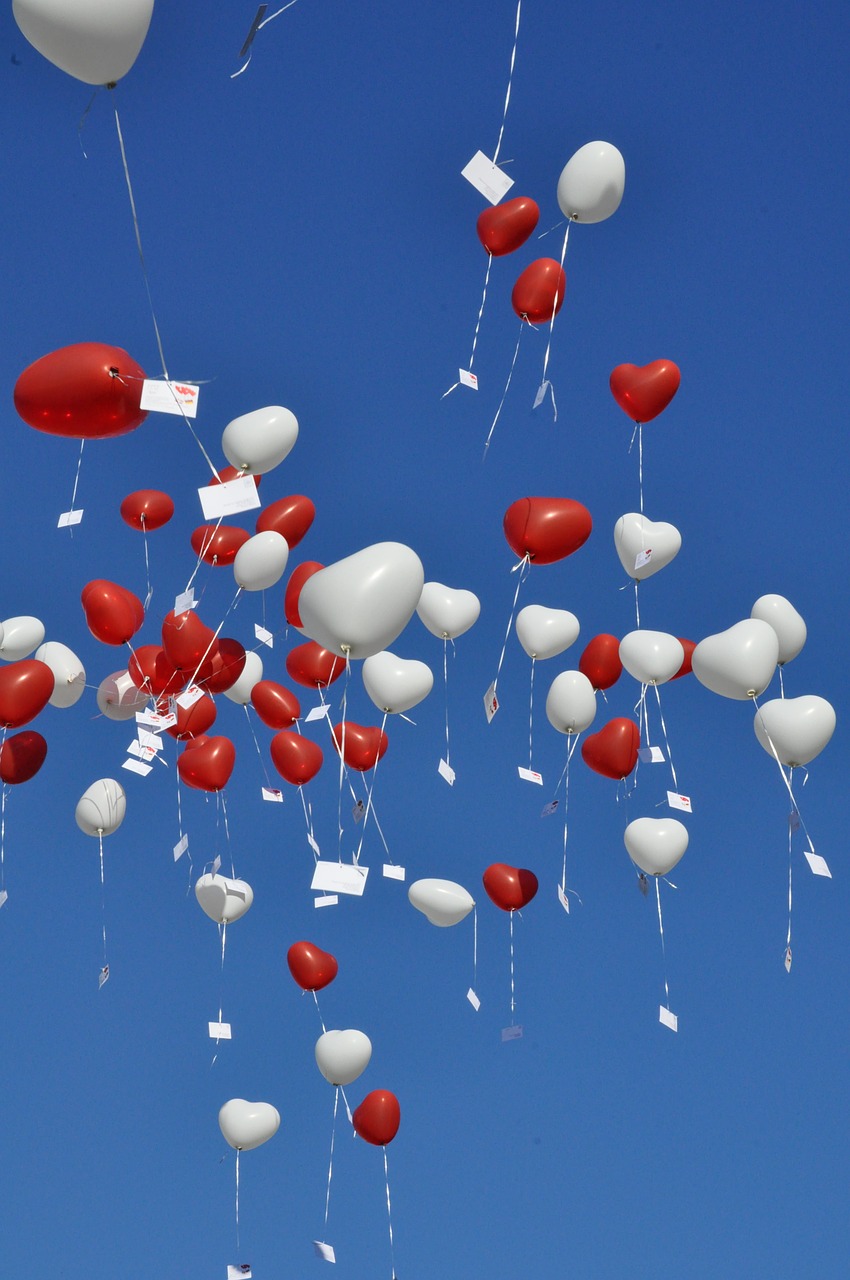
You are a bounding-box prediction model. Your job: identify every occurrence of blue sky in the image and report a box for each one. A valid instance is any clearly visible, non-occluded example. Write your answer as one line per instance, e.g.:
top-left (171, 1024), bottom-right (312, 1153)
top-left (0, 2), bottom-right (848, 1276)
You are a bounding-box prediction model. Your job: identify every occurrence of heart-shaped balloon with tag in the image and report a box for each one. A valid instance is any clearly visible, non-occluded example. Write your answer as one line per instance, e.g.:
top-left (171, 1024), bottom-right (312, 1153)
top-left (330, 722), bottom-right (388, 773)
top-left (315, 1029), bottom-right (372, 1086)
top-left (352, 1089), bottom-right (400, 1147)
top-left (515, 605), bottom-right (579, 660)
top-left (408, 878), bottom-right (475, 927)
top-left (753, 695), bottom-right (836, 767)
top-left (298, 542), bottom-right (425, 659)
top-left (581, 718), bottom-right (640, 779)
top-left (619, 631), bottom-right (685, 686)
top-left (482, 863), bottom-right (538, 912)
top-left (14, 342), bottom-right (147, 437)
top-left (609, 360), bottom-right (681, 423)
top-left (287, 940), bottom-right (338, 991)
top-left (477, 196), bottom-right (540, 256)
top-left (161, 609), bottom-right (216, 672)
top-left (285, 641), bottom-right (344, 689)
top-left (416, 582), bottom-right (480, 640)
top-left (218, 1098), bottom-right (280, 1151)
top-left (511, 259), bottom-right (567, 323)
top-left (270, 730), bottom-right (323, 786)
top-left (362, 650), bottom-right (434, 714)
top-left (504, 497), bottom-right (592, 565)
top-left (692, 620), bottom-right (779, 700)
top-left (251, 680), bottom-right (300, 729)
top-left (195, 872), bottom-right (254, 924)
top-left (614, 513), bottom-right (681, 582)
top-left (177, 735), bottom-right (236, 792)
top-left (624, 817), bottom-right (688, 877)
top-left (750, 594), bottom-right (807, 666)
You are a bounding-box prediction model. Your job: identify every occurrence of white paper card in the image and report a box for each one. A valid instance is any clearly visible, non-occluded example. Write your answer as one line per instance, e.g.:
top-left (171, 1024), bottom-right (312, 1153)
top-left (199, 475), bottom-right (261, 521)
top-left (501, 1024), bottom-right (523, 1042)
top-left (0, 889), bottom-right (8, 909)
top-left (804, 850), bottom-right (832, 878)
top-left (352, 799), bottom-right (366, 823)
top-left (58, 509), bottom-right (83, 527)
top-left (122, 757), bottom-right (153, 776)
top-left (306, 704), bottom-right (329, 722)
top-left (140, 379), bottom-right (200, 417)
top-left (383, 864), bottom-right (405, 881)
top-left (313, 1242), bottom-right (336, 1264)
top-left (227, 1265), bottom-right (253, 1279)
top-left (659, 1006), bottom-right (678, 1032)
top-left (254, 624), bottom-right (273, 647)
top-left (174, 588), bottom-right (196, 614)
top-left (126, 741), bottom-right (155, 761)
top-left (173, 833), bottom-right (189, 862)
top-left (667, 791), bottom-right (692, 813)
top-left (98, 965), bottom-right (109, 989)
top-left (262, 787), bottom-right (283, 803)
top-left (136, 710), bottom-right (173, 730)
top-left (307, 833), bottom-right (321, 857)
top-left (518, 766), bottom-right (543, 785)
top-left (459, 368), bottom-right (479, 390)
top-left (541, 799), bottom-right (559, 817)
top-left (209, 1021), bottom-right (232, 1040)
top-left (784, 946), bottom-right (792, 973)
top-left (483, 682), bottom-right (499, 723)
top-left (314, 894), bottom-right (338, 909)
top-left (639, 745), bottom-right (665, 763)
top-left (311, 861), bottom-right (369, 897)
top-left (176, 684), bottom-right (204, 709)
top-left (635, 548), bottom-right (652, 570)
top-left (211, 855), bottom-right (222, 874)
top-left (438, 758), bottom-right (456, 786)
top-left (467, 988), bottom-right (480, 1011)
top-left (461, 150), bottom-right (514, 204)
top-left (137, 729), bottom-right (163, 751)
top-left (557, 883), bottom-right (570, 914)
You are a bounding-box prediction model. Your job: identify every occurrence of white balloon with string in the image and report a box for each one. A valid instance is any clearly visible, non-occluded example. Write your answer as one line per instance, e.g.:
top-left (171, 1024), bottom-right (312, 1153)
top-left (417, 583), bottom-right (479, 780)
top-left (314, 1029), bottom-right (372, 1247)
top-left (516, 606), bottom-right (579, 774)
top-left (76, 778), bottom-right (126, 988)
top-left (299, 542), bottom-right (425, 660)
top-left (96, 668), bottom-right (149, 721)
top-left (35, 640), bottom-right (86, 709)
top-left (409, 878), bottom-right (479, 1006)
top-left (196, 869), bottom-right (253, 1057)
top-left (751, 595), bottom-right (806, 695)
top-left (625, 817), bottom-right (686, 1030)
top-left (218, 1098), bottom-right (280, 1248)
top-left (620, 631), bottom-right (685, 795)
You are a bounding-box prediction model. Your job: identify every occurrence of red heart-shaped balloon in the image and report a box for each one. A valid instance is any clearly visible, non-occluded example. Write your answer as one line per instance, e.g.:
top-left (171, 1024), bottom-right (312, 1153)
top-left (199, 638), bottom-right (246, 694)
top-left (579, 634), bottom-right (623, 691)
top-left (331, 721), bottom-right (388, 773)
top-left (128, 645), bottom-right (186, 699)
top-left (0, 661), bottom-right (55, 729)
top-left (0, 729), bottom-right (47, 784)
top-left (270, 730), bottom-right (324, 786)
top-left (511, 258), bottom-right (566, 323)
top-left (177, 735), bottom-right (236, 792)
top-left (81, 579), bottom-right (145, 647)
top-left (670, 638), bottom-right (696, 680)
top-left (287, 940), bottom-right (338, 991)
top-left (190, 524), bottom-right (250, 567)
top-left (14, 342), bottom-right (147, 439)
top-left (166, 692), bottom-right (217, 741)
top-left (251, 680), bottom-right (301, 729)
top-left (581, 717), bottom-right (640, 780)
top-left (476, 196), bottom-right (540, 256)
top-left (120, 489), bottom-right (174, 531)
top-left (503, 497), bottom-right (592, 565)
top-left (286, 641), bottom-right (344, 689)
top-left (352, 1089), bottom-right (401, 1147)
top-left (256, 495), bottom-right (316, 549)
top-left (609, 360), bottom-right (681, 423)
top-left (482, 863), bottom-right (538, 912)
top-left (161, 609), bottom-right (216, 671)
top-left (284, 562), bottom-right (324, 627)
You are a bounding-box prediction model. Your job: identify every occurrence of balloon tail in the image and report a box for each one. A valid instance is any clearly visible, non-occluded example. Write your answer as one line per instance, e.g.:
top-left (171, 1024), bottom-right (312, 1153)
top-left (472, 905), bottom-right (478, 994)
top-left (779, 665), bottom-right (786, 699)
top-left (324, 1087), bottom-right (338, 1230)
top-left (383, 1146), bottom-right (397, 1280)
top-left (527, 657), bottom-right (535, 770)
top-left (312, 989), bottom-right (327, 1034)
top-left (785, 808), bottom-right (793, 972)
top-left (299, 787), bottom-right (319, 862)
top-left (98, 831), bottom-right (109, 975)
top-left (235, 1149), bottom-right (240, 1250)
top-left (491, 555), bottom-right (529, 697)
top-left (443, 639), bottom-right (452, 771)
top-left (655, 878), bottom-right (672, 1014)
top-left (0, 777), bottom-right (7, 896)
top-left (652, 683), bottom-right (679, 792)
top-left (244, 704), bottom-right (273, 789)
top-left (354, 711), bottom-right (387, 864)
top-left (483, 323), bottom-right (523, 456)
top-left (491, 0), bottom-right (522, 167)
top-left (509, 909), bottom-right (516, 1020)
top-left (446, 254), bottom-right (494, 398)
top-left (534, 222), bottom-right (570, 413)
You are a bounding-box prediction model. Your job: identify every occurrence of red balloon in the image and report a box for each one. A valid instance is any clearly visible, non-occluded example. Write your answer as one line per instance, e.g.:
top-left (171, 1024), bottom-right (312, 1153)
top-left (210, 466), bottom-right (262, 488)
top-left (579, 634), bottom-right (623, 691)
top-left (477, 196), bottom-right (540, 256)
top-left (177, 735), bottom-right (235, 792)
top-left (120, 489), bottom-right (174, 531)
top-left (287, 941), bottom-right (339, 991)
top-left (161, 609), bottom-right (216, 672)
top-left (191, 524), bottom-right (250, 567)
top-left (256, 495), bottom-right (316, 549)
top-left (0, 660), bottom-right (55, 728)
top-left (581, 718), bottom-right (640, 780)
top-left (0, 730), bottom-right (47, 784)
top-left (511, 258), bottom-right (566, 323)
top-left (270, 730), bottom-right (323, 786)
top-left (81, 579), bottom-right (145, 646)
top-left (128, 645), bottom-right (186, 699)
top-left (166, 692), bottom-right (217, 740)
top-left (352, 1090), bottom-right (400, 1147)
top-left (609, 360), bottom-right (681, 423)
top-left (482, 863), bottom-right (538, 912)
top-left (251, 680), bottom-right (301, 729)
top-left (286, 641), bottom-right (344, 689)
top-left (14, 342), bottom-right (147, 439)
top-left (670, 638), bottom-right (696, 680)
top-left (330, 721), bottom-right (388, 772)
top-left (285, 562), bottom-right (324, 627)
top-left (199, 638), bottom-right (246, 694)
top-left (503, 497), bottom-right (592, 565)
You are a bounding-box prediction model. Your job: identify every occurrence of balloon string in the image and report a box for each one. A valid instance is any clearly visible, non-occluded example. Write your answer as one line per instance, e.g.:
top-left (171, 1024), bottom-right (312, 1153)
top-left (235, 1149), bottom-right (240, 1250)
top-left (468, 253), bottom-right (493, 372)
top-left (638, 423), bottom-right (645, 516)
top-left (64, 439), bottom-right (86, 526)
top-left (483, 323), bottom-right (524, 457)
top-left (492, 556), bottom-right (529, 694)
top-left (312, 989), bottom-right (327, 1034)
top-left (509, 909), bottom-right (516, 1020)
top-left (536, 221), bottom-right (570, 411)
top-left (141, 519), bottom-right (153, 610)
top-left (472, 905), bottom-right (478, 993)
top-left (652, 683), bottom-right (679, 792)
top-left (183, 587), bottom-right (242, 694)
top-left (243, 705), bottom-right (273, 789)
top-left (355, 711), bottom-right (388, 864)
top-left (561, 735), bottom-right (580, 892)
top-left (337, 668), bottom-right (350, 862)
top-left (442, 639), bottom-right (452, 769)
top-left (339, 1085), bottom-right (353, 1125)
top-left (785, 805), bottom-right (793, 972)
top-left (655, 877), bottom-right (671, 1011)
top-left (383, 1147), bottom-right (397, 1280)
top-left (299, 787), bottom-right (319, 862)
top-left (491, 0), bottom-right (522, 166)
top-left (185, 518), bottom-right (223, 594)
top-left (220, 793), bottom-right (234, 878)
top-left (324, 1086), bottom-right (338, 1230)
top-left (752, 696), bottom-right (815, 854)
top-left (258, 0), bottom-right (301, 28)
top-left (528, 657), bottom-right (535, 770)
top-left (778, 666), bottom-right (786, 699)
top-left (98, 832), bottom-right (108, 967)
top-left (634, 578), bottom-right (641, 629)
top-left (0, 778), bottom-right (6, 894)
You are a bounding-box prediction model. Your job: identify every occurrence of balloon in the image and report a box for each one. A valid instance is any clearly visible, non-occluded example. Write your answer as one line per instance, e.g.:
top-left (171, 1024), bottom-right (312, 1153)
top-left (35, 641), bottom-right (86, 708)
top-left (12, 0), bottom-right (154, 85)
top-left (120, 489), bottom-right (174, 531)
top-left (128, 645), bottom-right (185, 700)
top-left (581, 718), bottom-right (640, 780)
top-left (0, 659), bottom-right (54, 727)
top-left (624, 817), bottom-right (688, 877)
top-left (96, 669), bottom-right (149, 720)
top-left (161, 609), bottom-right (215, 672)
top-left (315, 1030), bottom-right (372, 1086)
top-left (670, 639), bottom-right (696, 680)
top-left (195, 873), bottom-right (253, 924)
top-left (218, 1099), bottom-right (280, 1152)
top-left (503, 497), bottom-right (592, 565)
top-left (362, 650), bottom-right (433, 714)
top-left (408, 878), bottom-right (474, 927)
top-left (511, 258), bottom-right (566, 323)
top-left (750, 594), bottom-right (807, 665)
top-left (352, 1090), bottom-right (400, 1147)
top-left (256, 495), bottom-right (315, 548)
top-left (222, 650), bottom-right (263, 706)
top-left (14, 342), bottom-right (147, 439)
top-left (286, 642), bottom-right (344, 689)
top-left (515, 604), bottom-right (579, 660)
top-left (233, 531), bottom-right (289, 592)
top-left (609, 361), bottom-right (681, 423)
top-left (81, 580), bottom-right (144, 647)
top-left (579, 634), bottom-right (623, 690)
top-left (753, 696), bottom-right (836, 767)
top-left (221, 406), bottom-right (299, 476)
top-left (270, 730), bottom-right (323, 786)
top-left (619, 631), bottom-right (685, 686)
top-left (482, 863), bottom-right (538, 912)
top-left (287, 941), bottom-right (338, 991)
top-left (75, 778), bottom-right (126, 836)
top-left (692, 620), bottom-right (779, 701)
top-left (416, 583), bottom-right (480, 640)
top-left (0, 616), bottom-right (45, 661)
top-left (614, 513), bottom-right (681, 581)
top-left (166, 692), bottom-right (217, 740)
top-left (545, 670), bottom-right (597, 734)
top-left (177, 736), bottom-right (235, 792)
top-left (0, 730), bottom-right (47, 784)
top-left (284, 561), bottom-right (323, 627)
top-left (298, 543), bottom-right (425, 660)
top-left (199, 638), bottom-right (246, 694)
top-left (330, 722), bottom-right (388, 772)
top-left (556, 140), bottom-right (625, 223)
top-left (251, 681), bottom-right (300, 729)
top-left (191, 524), bottom-right (250, 566)
top-left (477, 196), bottom-right (540, 256)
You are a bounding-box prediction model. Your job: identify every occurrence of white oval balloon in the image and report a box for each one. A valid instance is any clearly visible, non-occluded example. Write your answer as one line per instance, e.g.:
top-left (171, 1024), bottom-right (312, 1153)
top-left (195, 873), bottom-right (254, 924)
top-left (750, 594), bottom-right (807, 665)
top-left (13, 0), bottom-right (154, 85)
top-left (614, 513), bottom-right (681, 581)
top-left (35, 640), bottom-right (86, 708)
top-left (362, 650), bottom-right (433, 714)
top-left (545, 670), bottom-right (597, 734)
top-left (96, 669), bottom-right (150, 721)
top-left (298, 542), bottom-right (425, 659)
top-left (515, 605), bottom-right (579, 660)
top-left (692, 620), bottom-right (779, 700)
top-left (416, 582), bottom-right (480, 640)
top-left (0, 615), bottom-right (45, 661)
top-left (619, 631), bottom-right (685, 686)
top-left (556, 140), bottom-right (625, 223)
top-left (75, 778), bottom-right (126, 837)
top-left (753, 696), bottom-right (836, 767)
top-left (218, 1099), bottom-right (280, 1151)
top-left (315, 1029), bottom-right (372, 1086)
top-left (233, 531), bottom-right (289, 592)
top-left (408, 878), bottom-right (475, 927)
top-left (221, 405), bottom-right (299, 477)
top-left (624, 817), bottom-right (688, 877)
top-left (223, 649), bottom-right (264, 706)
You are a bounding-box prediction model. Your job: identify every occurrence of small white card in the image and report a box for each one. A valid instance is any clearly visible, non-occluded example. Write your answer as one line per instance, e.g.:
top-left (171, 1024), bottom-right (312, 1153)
top-left (199, 475), bottom-right (261, 520)
top-left (307, 833), bottom-right (321, 857)
top-left (0, 889), bottom-right (8, 909)
top-left (140, 379), bottom-right (200, 417)
top-left (262, 787), bottom-right (283, 803)
top-left (314, 894), bottom-right (338, 909)
top-left (137, 728), bottom-right (163, 751)
top-left (174, 588), bottom-right (196, 614)
top-left (483, 682), bottom-right (499, 723)
top-left (459, 368), bottom-right (479, 390)
top-left (383, 864), bottom-right (405, 881)
top-left (804, 850), bottom-right (832, 878)
top-left (211, 855), bottom-right (222, 874)
top-left (438, 758), bottom-right (456, 786)
top-left (518, 766), bottom-right (543, 785)
top-left (501, 1024), bottom-right (523, 1042)
top-left (313, 1242), bottom-right (336, 1264)
top-left (254, 624), bottom-right (273, 647)
top-left (311, 861), bottom-right (369, 897)
top-left (173, 833), bottom-right (189, 862)
top-left (461, 150), bottom-right (514, 204)
top-left (667, 791), bottom-right (692, 813)
top-left (227, 1265), bottom-right (253, 1279)
top-left (659, 1006), bottom-right (678, 1032)
top-left (784, 946), bottom-right (792, 973)
top-left (634, 548), bottom-right (652, 570)
top-left (98, 965), bottom-right (109, 989)
top-left (176, 685), bottom-right (204, 710)
top-left (136, 710), bottom-right (169, 730)
top-left (541, 799), bottom-right (559, 817)
top-left (789, 810), bottom-right (801, 833)
top-left (123, 757), bottom-right (153, 776)
top-left (306, 704), bottom-right (330, 722)
top-left (352, 800), bottom-right (366, 824)
top-left (58, 509), bottom-right (83, 528)
top-left (209, 1021), bottom-right (232, 1040)
top-left (639, 745), bottom-right (665, 763)
top-left (467, 988), bottom-right (480, 1011)
top-left (557, 883), bottom-right (570, 914)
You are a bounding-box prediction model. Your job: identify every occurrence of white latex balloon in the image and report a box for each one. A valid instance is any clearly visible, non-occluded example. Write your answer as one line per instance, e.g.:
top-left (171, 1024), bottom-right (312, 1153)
top-left (195, 873), bottom-right (254, 924)
top-left (619, 631), bottom-right (685, 686)
top-left (75, 778), bottom-right (126, 837)
top-left (233, 530), bottom-right (289, 592)
top-left (298, 542), bottom-right (425, 660)
top-left (750, 594), bottom-right (807, 665)
top-left (692, 620), bottom-right (779, 701)
top-left (35, 640), bottom-right (86, 708)
top-left (13, 0), bottom-right (154, 85)
top-left (614, 513), bottom-right (681, 581)
top-left (545, 670), bottom-right (597, 734)
top-left (223, 649), bottom-right (263, 706)
top-left (315, 1029), bottom-right (372, 1086)
top-left (624, 817), bottom-right (688, 877)
top-left (96, 669), bottom-right (149, 721)
top-left (0, 616), bottom-right (45, 661)
top-left (362, 650), bottom-right (433, 714)
top-left (221, 406), bottom-right (299, 477)
top-left (556, 140), bottom-right (625, 223)
top-left (408, 878), bottom-right (475, 927)
top-left (416, 583), bottom-right (480, 640)
top-left (753, 696), bottom-right (836, 767)
top-left (218, 1099), bottom-right (280, 1151)
top-left (515, 605), bottom-right (579, 660)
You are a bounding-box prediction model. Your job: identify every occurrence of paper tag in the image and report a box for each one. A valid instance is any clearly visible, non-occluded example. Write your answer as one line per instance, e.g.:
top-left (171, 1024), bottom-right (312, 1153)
top-left (0, 889), bottom-right (8, 909)
top-left (637, 872), bottom-right (649, 897)
top-left (176, 684), bottom-right (204, 709)
top-left (306, 704), bottom-right (330, 722)
top-left (199, 475), bottom-right (261, 520)
top-left (667, 791), bottom-right (692, 813)
top-left (137, 728), bottom-right (163, 751)
top-left (174, 588), bottom-right (196, 614)
top-left (557, 883), bottom-right (570, 914)
top-left (501, 1024), bottom-right (523, 1042)
top-left (140, 379), bottom-right (200, 417)
top-left (98, 965), bottom-right (109, 989)
top-left (307, 833), bottom-right (321, 857)
top-left (58, 509), bottom-right (83, 528)
top-left (438, 758), bottom-right (456, 786)
top-left (254, 624), bottom-right (273, 647)
top-left (789, 810), bottom-right (802, 833)
top-left (639, 745), bottom-right (665, 763)
top-left (483, 682), bottom-right (499, 723)
top-left (122, 757), bottom-right (153, 776)
top-left (314, 894), bottom-right (338, 909)
top-left (352, 799), bottom-right (366, 823)
top-left (784, 946), bottom-right (792, 973)
top-left (383, 863), bottom-right (405, 881)
top-left (659, 1006), bottom-right (678, 1032)
top-left (311, 861), bottom-right (369, 897)
top-left (804, 850), bottom-right (832, 878)
top-left (173, 833), bottom-right (189, 862)
top-left (227, 1265), bottom-right (253, 1279)
top-left (211, 855), bottom-right (222, 874)
top-left (136, 710), bottom-right (169, 730)
top-left (461, 150), bottom-right (514, 204)
top-left (634, 548), bottom-right (652, 570)
top-left (209, 1021), bottom-right (232, 1040)
top-left (467, 988), bottom-right (480, 1011)
top-left (262, 787), bottom-right (283, 803)
top-left (458, 368), bottom-right (479, 390)
top-left (541, 799), bottom-right (559, 817)
top-left (313, 1242), bottom-right (336, 1264)
top-left (518, 766), bottom-right (543, 785)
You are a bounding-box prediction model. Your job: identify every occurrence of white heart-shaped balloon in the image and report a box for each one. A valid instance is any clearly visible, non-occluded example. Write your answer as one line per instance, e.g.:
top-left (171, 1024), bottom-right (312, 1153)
top-left (195, 873), bottom-right (254, 924)
top-left (222, 405), bottom-right (299, 477)
top-left (692, 620), bottom-right (779, 700)
top-left (614, 513), bottom-right (681, 582)
top-left (223, 650), bottom-right (264, 706)
top-left (362, 650), bottom-right (433, 714)
top-left (416, 582), bottom-right (480, 640)
top-left (753, 696), bottom-right (836, 767)
top-left (233, 531), bottom-right (289, 592)
top-left (76, 778), bottom-right (126, 837)
top-left (515, 604), bottom-right (579, 660)
top-left (408, 878), bottom-right (475, 927)
top-left (13, 0), bottom-right (154, 85)
top-left (750, 594), bottom-right (806, 665)
top-left (0, 616), bottom-right (44, 661)
top-left (619, 631), bottom-right (685, 686)
top-left (299, 543), bottom-right (425, 660)
top-left (96, 669), bottom-right (149, 721)
top-left (315, 1029), bottom-right (372, 1085)
top-left (556, 140), bottom-right (625, 223)
top-left (545, 670), bottom-right (597, 734)
top-left (35, 640), bottom-right (86, 708)
top-left (624, 817), bottom-right (688, 877)
top-left (218, 1098), bottom-right (280, 1151)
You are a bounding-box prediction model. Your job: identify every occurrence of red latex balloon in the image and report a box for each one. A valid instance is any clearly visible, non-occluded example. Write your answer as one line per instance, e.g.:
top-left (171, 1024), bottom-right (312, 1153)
top-left (285, 562), bottom-right (324, 627)
top-left (287, 941), bottom-right (338, 991)
top-left (256, 495), bottom-right (316, 549)
top-left (286, 641), bottom-right (344, 689)
top-left (14, 342), bottom-right (147, 439)
top-left (511, 258), bottom-right (566, 323)
top-left (0, 660), bottom-right (55, 729)
top-left (161, 609), bottom-right (215, 672)
top-left (609, 360), bottom-right (681, 423)
top-left (177, 735), bottom-right (235, 792)
top-left (120, 489), bottom-right (174, 531)
top-left (331, 721), bottom-right (388, 772)
top-left (191, 524), bottom-right (250, 566)
top-left (81, 579), bottom-right (145, 646)
top-left (199, 638), bottom-right (246, 694)
top-left (210, 466), bottom-right (262, 488)
top-left (128, 645), bottom-right (186, 699)
top-left (670, 638), bottom-right (696, 680)
top-left (579, 634), bottom-right (623, 691)
top-left (270, 730), bottom-right (323, 786)
top-left (477, 196), bottom-right (540, 256)
top-left (482, 863), bottom-right (538, 912)
top-left (503, 497), bottom-right (592, 565)
top-left (166, 692), bottom-right (217, 740)
top-left (251, 680), bottom-right (300, 729)
top-left (581, 718), bottom-right (640, 780)
top-left (352, 1090), bottom-right (400, 1147)
top-left (0, 730), bottom-right (47, 784)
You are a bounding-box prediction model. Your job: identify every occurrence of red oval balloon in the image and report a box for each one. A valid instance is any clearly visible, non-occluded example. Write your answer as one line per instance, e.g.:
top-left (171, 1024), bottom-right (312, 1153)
top-left (81, 579), bottom-right (145, 646)
top-left (609, 360), bottom-right (681, 423)
top-left (161, 609), bottom-right (216, 672)
top-left (0, 660), bottom-right (55, 728)
top-left (0, 729), bottom-right (47, 784)
top-left (352, 1089), bottom-right (400, 1147)
top-left (210, 466), bottom-right (262, 488)
top-left (511, 258), bottom-right (566, 323)
top-left (199, 638), bottom-right (246, 694)
top-left (270, 730), bottom-right (323, 786)
top-left (14, 342), bottom-right (147, 439)
top-left (503, 497), bottom-right (592, 565)
top-left (256, 495), bottom-right (316, 549)
top-left (581, 718), bottom-right (640, 780)
top-left (286, 641), bottom-right (344, 689)
top-left (331, 721), bottom-right (388, 772)
top-left (190, 524), bottom-right (250, 567)
top-left (287, 940), bottom-right (338, 991)
top-left (578, 634), bottom-right (623, 691)
top-left (177, 735), bottom-right (235, 792)
top-left (670, 638), bottom-right (696, 680)
top-left (166, 692), bottom-right (217, 740)
top-left (285, 562), bottom-right (324, 627)
top-left (120, 489), bottom-right (174, 531)
top-left (477, 196), bottom-right (540, 256)
top-left (251, 680), bottom-right (301, 729)
top-left (482, 862), bottom-right (538, 912)
top-left (128, 645), bottom-right (186, 699)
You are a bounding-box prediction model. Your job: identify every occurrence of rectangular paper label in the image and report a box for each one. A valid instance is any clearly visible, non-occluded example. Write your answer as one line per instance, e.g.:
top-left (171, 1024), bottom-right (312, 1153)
top-left (557, 883), bottom-right (570, 914)
top-left (311, 861), bottom-right (369, 897)
top-left (136, 710), bottom-right (172, 730)
top-left (639, 745), bottom-right (665, 763)
top-left (174, 588), bottom-right (195, 614)
top-left (314, 894), bottom-right (338, 909)
top-left (461, 150), bottom-right (514, 204)
top-left (176, 685), bottom-right (204, 710)
top-left (126, 741), bottom-right (155, 761)
top-left (501, 1024), bottom-right (523, 1042)
top-left (667, 791), bottom-right (692, 813)
top-left (58, 509), bottom-right (83, 528)
top-left (635, 548), bottom-right (652, 570)
top-left (173, 834), bottom-right (189, 862)
top-left (784, 946), bottom-right (792, 973)
top-left (483, 682), bottom-right (499, 723)
top-left (98, 965), bottom-right (109, 989)
top-left (352, 800), bottom-right (366, 823)
top-left (307, 833), bottom-right (321, 857)
top-left (467, 988), bottom-right (481, 1011)
top-left (438, 758), bottom-right (456, 786)
top-left (383, 863), bottom-right (405, 881)
top-left (140, 379), bottom-right (200, 417)
top-left (458, 368), bottom-right (479, 390)
top-left (541, 799), bottom-right (559, 817)
top-left (313, 1242), bottom-right (336, 1263)
top-left (261, 787), bottom-right (283, 803)
top-left (211, 855), bottom-right (222, 874)
top-left (198, 475), bottom-right (261, 521)
top-left (227, 1265), bottom-right (253, 1279)
top-left (804, 850), bottom-right (832, 878)
top-left (517, 766), bottom-right (543, 785)
top-left (209, 1021), bottom-right (232, 1040)
top-left (659, 1006), bottom-right (678, 1032)
top-left (306, 704), bottom-right (330, 722)
top-left (0, 889), bottom-right (7, 909)
top-left (254, 624), bottom-right (273, 647)
top-left (122, 757), bottom-right (153, 776)
top-left (137, 729), bottom-right (163, 751)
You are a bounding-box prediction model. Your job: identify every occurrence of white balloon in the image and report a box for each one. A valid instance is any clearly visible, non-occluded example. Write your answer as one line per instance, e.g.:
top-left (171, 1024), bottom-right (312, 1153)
top-left (408, 878), bottom-right (475, 927)
top-left (35, 640), bottom-right (86, 708)
top-left (515, 605), bottom-right (579, 660)
top-left (195, 873), bottom-right (254, 924)
top-left (96, 669), bottom-right (149, 721)
top-left (692, 620), bottom-right (779, 701)
top-left (223, 650), bottom-right (263, 706)
top-left (556, 140), bottom-right (625, 223)
top-left (13, 0), bottom-right (154, 85)
top-left (75, 778), bottom-right (126, 837)
top-left (619, 631), bottom-right (685, 686)
top-left (545, 670), bottom-right (597, 734)
top-left (416, 582), bottom-right (480, 640)
top-left (624, 817), bottom-right (688, 877)
top-left (753, 696), bottom-right (836, 767)
top-left (614, 513), bottom-right (681, 581)
top-left (362, 650), bottom-right (433, 714)
top-left (298, 542), bottom-right (425, 660)
top-left (0, 616), bottom-right (45, 661)
top-left (315, 1029), bottom-right (372, 1086)
top-left (218, 1099), bottom-right (280, 1152)
top-left (750, 594), bottom-right (807, 665)
top-left (233, 530), bottom-right (289, 592)
top-left (221, 406), bottom-right (299, 477)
